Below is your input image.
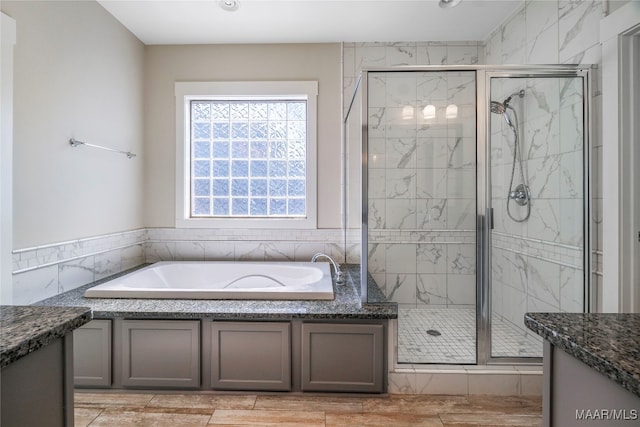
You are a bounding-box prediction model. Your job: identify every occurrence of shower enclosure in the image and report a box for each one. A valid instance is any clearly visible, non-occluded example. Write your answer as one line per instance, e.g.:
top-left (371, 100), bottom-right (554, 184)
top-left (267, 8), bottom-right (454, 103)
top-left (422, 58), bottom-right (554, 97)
top-left (344, 66), bottom-right (590, 365)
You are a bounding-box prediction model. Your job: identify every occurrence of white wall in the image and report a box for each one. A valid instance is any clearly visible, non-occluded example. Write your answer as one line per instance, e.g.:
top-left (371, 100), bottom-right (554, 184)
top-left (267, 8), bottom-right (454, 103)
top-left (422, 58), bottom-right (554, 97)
top-left (143, 43), bottom-right (342, 229)
top-left (1, 0), bottom-right (145, 249)
top-left (2, 0), bottom-right (145, 304)
top-left (600, 1), bottom-right (640, 312)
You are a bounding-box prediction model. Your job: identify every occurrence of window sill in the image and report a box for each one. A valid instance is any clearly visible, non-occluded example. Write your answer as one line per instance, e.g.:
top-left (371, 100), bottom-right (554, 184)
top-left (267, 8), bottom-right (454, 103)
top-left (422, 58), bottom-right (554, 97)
top-left (175, 217), bottom-right (317, 230)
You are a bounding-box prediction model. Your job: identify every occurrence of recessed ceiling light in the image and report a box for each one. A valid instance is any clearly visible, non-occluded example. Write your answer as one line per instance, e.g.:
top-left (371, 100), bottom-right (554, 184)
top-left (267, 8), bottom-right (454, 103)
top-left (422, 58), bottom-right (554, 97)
top-left (439, 0), bottom-right (462, 8)
top-left (219, 0), bottom-right (239, 12)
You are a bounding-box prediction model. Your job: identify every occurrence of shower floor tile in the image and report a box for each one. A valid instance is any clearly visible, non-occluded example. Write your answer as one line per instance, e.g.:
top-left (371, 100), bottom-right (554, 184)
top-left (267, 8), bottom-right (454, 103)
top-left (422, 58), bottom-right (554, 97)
top-left (491, 316), bottom-right (543, 358)
top-left (398, 307), bottom-right (542, 364)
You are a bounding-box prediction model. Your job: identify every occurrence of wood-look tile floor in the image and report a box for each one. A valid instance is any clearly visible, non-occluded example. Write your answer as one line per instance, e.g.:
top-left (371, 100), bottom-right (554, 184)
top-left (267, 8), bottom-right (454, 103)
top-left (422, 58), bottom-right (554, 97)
top-left (74, 392), bottom-right (542, 427)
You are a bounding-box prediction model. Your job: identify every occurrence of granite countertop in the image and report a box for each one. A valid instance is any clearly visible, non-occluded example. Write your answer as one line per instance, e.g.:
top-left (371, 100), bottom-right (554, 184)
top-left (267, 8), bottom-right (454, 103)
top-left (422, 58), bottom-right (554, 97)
top-left (36, 264), bottom-right (397, 320)
top-left (0, 305), bottom-right (92, 368)
top-left (525, 312), bottom-right (640, 398)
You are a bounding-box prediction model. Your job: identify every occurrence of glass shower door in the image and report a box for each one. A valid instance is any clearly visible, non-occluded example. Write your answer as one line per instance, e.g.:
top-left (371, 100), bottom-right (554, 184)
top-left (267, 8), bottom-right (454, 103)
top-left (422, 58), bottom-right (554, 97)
top-left (488, 73), bottom-right (588, 359)
top-left (365, 70), bottom-right (477, 364)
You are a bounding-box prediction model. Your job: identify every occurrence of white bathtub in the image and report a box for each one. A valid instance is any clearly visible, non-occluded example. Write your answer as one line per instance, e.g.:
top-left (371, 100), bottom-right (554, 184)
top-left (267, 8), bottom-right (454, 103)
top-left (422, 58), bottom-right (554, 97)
top-left (84, 261), bottom-right (334, 300)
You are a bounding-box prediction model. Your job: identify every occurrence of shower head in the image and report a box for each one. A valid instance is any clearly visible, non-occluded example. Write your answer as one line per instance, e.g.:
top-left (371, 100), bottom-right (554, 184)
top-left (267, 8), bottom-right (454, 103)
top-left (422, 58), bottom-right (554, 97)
top-left (490, 89), bottom-right (524, 128)
top-left (490, 101), bottom-right (505, 115)
top-left (490, 100), bottom-right (515, 128)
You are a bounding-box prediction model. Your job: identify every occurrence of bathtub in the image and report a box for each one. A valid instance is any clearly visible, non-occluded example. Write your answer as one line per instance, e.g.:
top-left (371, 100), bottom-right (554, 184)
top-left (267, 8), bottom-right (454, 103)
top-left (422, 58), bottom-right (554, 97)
top-left (83, 261), bottom-right (334, 300)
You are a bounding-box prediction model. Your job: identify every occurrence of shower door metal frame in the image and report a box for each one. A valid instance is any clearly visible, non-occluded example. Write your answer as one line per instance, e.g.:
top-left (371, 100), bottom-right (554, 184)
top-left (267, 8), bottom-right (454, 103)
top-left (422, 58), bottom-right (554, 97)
top-left (480, 67), bottom-right (592, 365)
top-left (357, 65), bottom-right (592, 367)
top-left (360, 65), bottom-right (484, 308)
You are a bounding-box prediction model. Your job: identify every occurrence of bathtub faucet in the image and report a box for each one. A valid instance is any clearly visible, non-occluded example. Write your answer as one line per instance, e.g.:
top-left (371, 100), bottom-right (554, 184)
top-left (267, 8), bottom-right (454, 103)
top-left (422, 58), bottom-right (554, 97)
top-left (311, 253), bottom-right (344, 284)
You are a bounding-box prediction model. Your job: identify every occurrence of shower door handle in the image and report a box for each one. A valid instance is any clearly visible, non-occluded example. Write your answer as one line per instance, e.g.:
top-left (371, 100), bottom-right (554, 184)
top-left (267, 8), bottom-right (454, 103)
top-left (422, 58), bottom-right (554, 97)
top-left (487, 208), bottom-right (494, 230)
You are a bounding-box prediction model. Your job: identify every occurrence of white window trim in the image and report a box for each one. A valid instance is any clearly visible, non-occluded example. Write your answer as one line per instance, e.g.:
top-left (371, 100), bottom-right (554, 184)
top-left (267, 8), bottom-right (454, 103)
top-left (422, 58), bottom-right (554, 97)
top-left (175, 81), bottom-right (318, 229)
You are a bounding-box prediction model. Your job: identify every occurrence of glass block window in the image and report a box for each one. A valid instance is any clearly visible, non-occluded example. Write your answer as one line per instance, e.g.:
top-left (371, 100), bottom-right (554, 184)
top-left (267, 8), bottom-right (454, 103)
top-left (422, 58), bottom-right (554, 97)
top-left (190, 100), bottom-right (307, 218)
top-left (176, 81), bottom-right (317, 229)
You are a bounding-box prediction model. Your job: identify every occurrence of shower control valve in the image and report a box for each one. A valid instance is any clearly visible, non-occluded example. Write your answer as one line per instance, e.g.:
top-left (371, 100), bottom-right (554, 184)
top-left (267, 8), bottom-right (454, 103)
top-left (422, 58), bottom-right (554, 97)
top-left (508, 184), bottom-right (531, 206)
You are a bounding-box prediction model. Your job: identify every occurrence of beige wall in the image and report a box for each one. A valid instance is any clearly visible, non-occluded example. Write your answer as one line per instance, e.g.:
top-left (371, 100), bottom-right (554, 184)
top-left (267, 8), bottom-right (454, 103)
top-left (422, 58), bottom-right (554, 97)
top-left (143, 43), bottom-right (342, 229)
top-left (2, 0), bottom-right (145, 248)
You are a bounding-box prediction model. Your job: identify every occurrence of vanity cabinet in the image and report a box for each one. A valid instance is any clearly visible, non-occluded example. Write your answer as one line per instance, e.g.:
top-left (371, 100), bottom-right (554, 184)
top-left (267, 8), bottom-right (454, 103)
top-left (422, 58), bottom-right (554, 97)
top-left (120, 320), bottom-right (200, 388)
top-left (73, 319), bottom-right (111, 387)
top-left (2, 336), bottom-right (72, 427)
top-left (1, 305), bottom-right (91, 427)
top-left (301, 323), bottom-right (385, 393)
top-left (526, 313), bottom-right (640, 427)
top-left (544, 342), bottom-right (640, 427)
top-left (210, 322), bottom-right (291, 391)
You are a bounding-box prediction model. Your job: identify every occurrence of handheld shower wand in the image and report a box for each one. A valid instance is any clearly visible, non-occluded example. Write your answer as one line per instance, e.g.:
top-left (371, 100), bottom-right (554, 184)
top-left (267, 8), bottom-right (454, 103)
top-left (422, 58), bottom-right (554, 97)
top-left (490, 89), bottom-right (531, 222)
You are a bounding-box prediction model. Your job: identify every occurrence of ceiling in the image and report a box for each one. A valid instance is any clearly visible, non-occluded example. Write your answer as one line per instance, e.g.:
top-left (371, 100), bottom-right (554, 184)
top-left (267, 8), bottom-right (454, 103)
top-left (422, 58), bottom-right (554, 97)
top-left (98, 0), bottom-right (524, 45)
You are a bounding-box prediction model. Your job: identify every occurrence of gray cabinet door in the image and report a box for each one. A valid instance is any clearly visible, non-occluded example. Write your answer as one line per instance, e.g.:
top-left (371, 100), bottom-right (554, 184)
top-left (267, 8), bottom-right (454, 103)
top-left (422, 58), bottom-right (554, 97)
top-left (121, 320), bottom-right (200, 388)
top-left (211, 322), bottom-right (291, 391)
top-left (545, 342), bottom-right (640, 427)
top-left (301, 323), bottom-right (385, 393)
top-left (74, 319), bottom-right (111, 387)
top-left (1, 336), bottom-right (70, 427)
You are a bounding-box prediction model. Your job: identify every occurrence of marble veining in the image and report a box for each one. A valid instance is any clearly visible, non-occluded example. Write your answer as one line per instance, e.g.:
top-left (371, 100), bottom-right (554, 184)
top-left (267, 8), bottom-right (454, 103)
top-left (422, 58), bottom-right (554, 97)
top-left (340, 3), bottom-right (594, 362)
top-left (525, 312), bottom-right (640, 398)
top-left (13, 228), bottom-right (358, 306)
top-left (360, 69), bottom-right (479, 312)
top-left (36, 264), bottom-right (397, 321)
top-left (0, 305), bottom-right (92, 368)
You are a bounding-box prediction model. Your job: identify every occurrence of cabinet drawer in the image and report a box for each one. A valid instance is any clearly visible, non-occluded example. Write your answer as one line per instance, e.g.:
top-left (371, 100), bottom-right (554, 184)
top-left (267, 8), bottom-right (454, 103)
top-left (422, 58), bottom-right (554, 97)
top-left (121, 320), bottom-right (200, 388)
top-left (301, 323), bottom-right (384, 393)
top-left (211, 322), bottom-right (291, 391)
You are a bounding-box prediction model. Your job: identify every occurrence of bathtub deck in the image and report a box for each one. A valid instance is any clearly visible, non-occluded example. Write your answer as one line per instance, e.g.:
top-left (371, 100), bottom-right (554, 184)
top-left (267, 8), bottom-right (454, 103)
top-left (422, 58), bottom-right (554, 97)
top-left (35, 264), bottom-right (397, 320)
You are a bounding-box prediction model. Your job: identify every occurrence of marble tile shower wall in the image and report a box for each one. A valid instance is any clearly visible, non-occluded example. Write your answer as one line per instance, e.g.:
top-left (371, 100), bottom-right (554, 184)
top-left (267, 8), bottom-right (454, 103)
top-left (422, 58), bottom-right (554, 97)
top-left (342, 42), bottom-right (483, 307)
top-left (11, 228), bottom-right (347, 305)
top-left (343, 42), bottom-right (483, 113)
top-left (490, 75), bottom-right (586, 330)
top-left (485, 0), bottom-right (601, 319)
top-left (365, 69), bottom-right (478, 308)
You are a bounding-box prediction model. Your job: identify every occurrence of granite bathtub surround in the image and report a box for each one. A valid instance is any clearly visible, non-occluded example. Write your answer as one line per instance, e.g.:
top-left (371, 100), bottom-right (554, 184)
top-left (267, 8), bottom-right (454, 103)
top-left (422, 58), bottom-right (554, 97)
top-left (11, 227), bottom-right (350, 305)
top-left (36, 264), bottom-right (397, 321)
top-left (0, 305), bottom-right (92, 368)
top-left (525, 312), bottom-right (640, 398)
